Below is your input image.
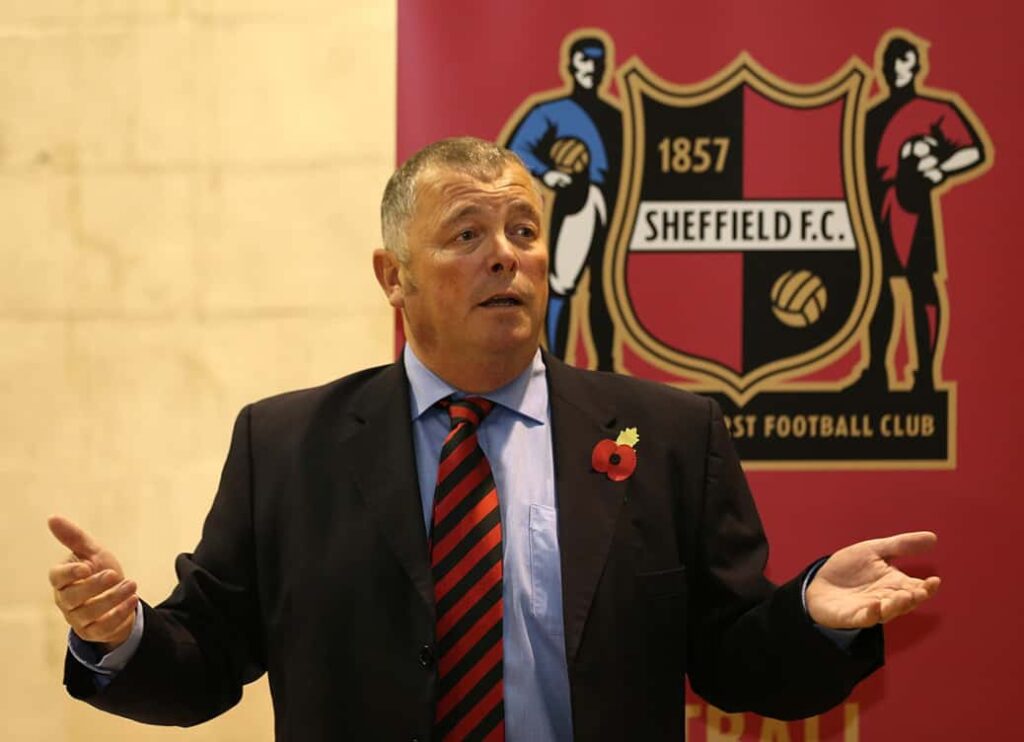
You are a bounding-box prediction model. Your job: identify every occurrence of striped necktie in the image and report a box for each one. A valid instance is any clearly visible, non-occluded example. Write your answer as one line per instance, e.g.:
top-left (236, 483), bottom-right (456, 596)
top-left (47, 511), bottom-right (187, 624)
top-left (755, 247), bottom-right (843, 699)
top-left (431, 396), bottom-right (505, 741)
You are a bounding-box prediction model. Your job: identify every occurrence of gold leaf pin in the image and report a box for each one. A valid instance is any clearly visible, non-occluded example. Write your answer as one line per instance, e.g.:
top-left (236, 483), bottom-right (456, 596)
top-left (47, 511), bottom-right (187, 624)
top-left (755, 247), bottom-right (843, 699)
top-left (615, 427), bottom-right (639, 448)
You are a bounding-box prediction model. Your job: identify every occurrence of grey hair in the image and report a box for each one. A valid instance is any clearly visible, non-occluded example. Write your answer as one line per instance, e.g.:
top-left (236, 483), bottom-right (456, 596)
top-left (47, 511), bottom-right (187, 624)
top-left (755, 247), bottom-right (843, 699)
top-left (380, 136), bottom-right (534, 262)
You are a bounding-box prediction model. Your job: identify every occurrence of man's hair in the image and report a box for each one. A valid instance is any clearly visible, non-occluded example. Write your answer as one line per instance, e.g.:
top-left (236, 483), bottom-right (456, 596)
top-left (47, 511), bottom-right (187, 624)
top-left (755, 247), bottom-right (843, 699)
top-left (380, 137), bottom-right (530, 261)
top-left (568, 36), bottom-right (606, 62)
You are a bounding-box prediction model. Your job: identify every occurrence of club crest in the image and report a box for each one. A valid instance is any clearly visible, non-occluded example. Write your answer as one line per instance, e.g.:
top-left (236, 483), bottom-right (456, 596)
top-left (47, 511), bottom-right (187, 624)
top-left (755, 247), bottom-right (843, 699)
top-left (501, 28), bottom-right (992, 468)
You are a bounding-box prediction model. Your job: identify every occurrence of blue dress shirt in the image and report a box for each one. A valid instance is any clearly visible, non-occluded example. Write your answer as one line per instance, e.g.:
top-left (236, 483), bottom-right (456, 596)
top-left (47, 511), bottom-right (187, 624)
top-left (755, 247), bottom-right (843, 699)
top-left (404, 345), bottom-right (573, 741)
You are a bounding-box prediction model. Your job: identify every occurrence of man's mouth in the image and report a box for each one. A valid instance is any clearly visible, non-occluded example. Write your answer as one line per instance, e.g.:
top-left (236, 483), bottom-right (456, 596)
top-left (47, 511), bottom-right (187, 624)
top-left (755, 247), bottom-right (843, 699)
top-left (479, 293), bottom-right (524, 307)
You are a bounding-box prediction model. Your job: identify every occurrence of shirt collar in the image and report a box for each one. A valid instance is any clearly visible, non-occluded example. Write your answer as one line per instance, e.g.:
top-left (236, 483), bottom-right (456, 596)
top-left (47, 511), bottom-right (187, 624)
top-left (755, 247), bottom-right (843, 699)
top-left (403, 344), bottom-right (548, 425)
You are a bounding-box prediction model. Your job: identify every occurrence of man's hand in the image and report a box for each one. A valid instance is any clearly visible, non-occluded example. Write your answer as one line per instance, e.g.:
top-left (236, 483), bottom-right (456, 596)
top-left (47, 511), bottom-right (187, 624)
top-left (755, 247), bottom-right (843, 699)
top-left (542, 170), bottom-right (572, 189)
top-left (806, 531), bottom-right (940, 629)
top-left (48, 515), bottom-right (138, 652)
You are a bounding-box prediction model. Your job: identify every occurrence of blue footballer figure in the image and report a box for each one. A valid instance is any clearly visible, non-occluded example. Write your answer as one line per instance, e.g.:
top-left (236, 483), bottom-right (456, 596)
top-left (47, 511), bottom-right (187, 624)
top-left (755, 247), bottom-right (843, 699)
top-left (504, 31), bottom-right (622, 370)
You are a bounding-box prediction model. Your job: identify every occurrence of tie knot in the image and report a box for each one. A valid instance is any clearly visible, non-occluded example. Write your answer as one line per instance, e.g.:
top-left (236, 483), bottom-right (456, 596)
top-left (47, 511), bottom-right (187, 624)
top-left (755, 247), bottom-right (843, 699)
top-left (440, 396), bottom-right (495, 430)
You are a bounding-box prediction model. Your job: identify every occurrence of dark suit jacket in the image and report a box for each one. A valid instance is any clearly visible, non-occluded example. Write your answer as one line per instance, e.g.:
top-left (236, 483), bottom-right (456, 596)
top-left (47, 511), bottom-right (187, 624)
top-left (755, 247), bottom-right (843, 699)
top-left (66, 354), bottom-right (882, 740)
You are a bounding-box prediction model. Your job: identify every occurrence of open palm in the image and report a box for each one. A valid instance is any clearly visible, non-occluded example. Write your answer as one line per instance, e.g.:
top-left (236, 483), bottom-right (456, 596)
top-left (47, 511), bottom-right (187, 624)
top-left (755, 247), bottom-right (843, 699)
top-left (806, 531), bottom-right (940, 629)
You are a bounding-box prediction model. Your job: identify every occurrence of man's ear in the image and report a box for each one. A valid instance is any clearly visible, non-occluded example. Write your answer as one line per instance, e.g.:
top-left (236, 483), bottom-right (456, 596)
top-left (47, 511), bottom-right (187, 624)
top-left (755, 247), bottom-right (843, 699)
top-left (373, 249), bottom-right (405, 309)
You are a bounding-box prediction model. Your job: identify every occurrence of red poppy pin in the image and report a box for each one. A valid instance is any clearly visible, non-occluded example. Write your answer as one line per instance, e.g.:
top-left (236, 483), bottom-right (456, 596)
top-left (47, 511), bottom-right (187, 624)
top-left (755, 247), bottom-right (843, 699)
top-left (592, 427), bottom-right (639, 482)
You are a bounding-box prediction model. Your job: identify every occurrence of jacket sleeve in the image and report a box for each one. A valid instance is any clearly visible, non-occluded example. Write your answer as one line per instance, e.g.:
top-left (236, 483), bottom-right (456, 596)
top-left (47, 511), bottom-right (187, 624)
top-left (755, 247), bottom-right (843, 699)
top-left (64, 405), bottom-right (266, 726)
top-left (684, 398), bottom-right (883, 720)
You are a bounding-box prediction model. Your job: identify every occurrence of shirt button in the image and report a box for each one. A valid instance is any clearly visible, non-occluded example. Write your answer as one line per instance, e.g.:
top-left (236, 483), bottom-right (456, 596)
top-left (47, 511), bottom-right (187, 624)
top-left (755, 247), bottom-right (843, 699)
top-left (418, 645), bottom-right (434, 668)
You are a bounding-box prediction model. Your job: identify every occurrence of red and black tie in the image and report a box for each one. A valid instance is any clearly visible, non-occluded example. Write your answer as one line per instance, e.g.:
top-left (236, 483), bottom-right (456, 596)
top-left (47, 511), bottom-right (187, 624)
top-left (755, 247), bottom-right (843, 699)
top-left (431, 396), bottom-right (505, 741)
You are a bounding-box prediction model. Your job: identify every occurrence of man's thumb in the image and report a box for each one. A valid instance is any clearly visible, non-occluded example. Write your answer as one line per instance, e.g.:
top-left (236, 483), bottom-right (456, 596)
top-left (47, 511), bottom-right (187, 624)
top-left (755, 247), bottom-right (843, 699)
top-left (875, 530), bottom-right (938, 560)
top-left (47, 515), bottom-right (100, 559)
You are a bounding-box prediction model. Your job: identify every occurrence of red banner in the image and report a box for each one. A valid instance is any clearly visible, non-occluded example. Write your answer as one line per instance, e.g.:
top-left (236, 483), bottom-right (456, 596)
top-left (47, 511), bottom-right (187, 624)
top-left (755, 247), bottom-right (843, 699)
top-left (399, 2), bottom-right (1022, 737)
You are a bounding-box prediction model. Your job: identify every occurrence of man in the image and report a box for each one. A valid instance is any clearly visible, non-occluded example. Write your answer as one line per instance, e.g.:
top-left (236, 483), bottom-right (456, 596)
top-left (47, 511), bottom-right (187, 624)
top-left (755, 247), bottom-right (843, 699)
top-left (861, 34), bottom-right (985, 392)
top-left (505, 34), bottom-right (621, 370)
top-left (50, 137), bottom-right (939, 741)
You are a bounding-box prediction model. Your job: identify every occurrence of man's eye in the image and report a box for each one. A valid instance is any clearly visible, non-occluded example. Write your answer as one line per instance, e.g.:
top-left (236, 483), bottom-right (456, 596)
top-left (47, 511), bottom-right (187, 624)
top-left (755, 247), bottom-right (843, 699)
top-left (455, 229), bottom-right (476, 242)
top-left (514, 225), bottom-right (538, 239)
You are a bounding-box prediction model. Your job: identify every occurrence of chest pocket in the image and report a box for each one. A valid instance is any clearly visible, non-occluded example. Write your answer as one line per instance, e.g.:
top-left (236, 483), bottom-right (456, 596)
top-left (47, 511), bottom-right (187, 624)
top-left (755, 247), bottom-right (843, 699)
top-left (529, 503), bottom-right (564, 636)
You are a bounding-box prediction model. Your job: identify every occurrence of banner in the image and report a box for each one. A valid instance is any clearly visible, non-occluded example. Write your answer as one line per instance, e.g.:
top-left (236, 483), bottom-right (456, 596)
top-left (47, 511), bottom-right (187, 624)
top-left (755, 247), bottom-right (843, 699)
top-left (399, 2), bottom-right (1022, 737)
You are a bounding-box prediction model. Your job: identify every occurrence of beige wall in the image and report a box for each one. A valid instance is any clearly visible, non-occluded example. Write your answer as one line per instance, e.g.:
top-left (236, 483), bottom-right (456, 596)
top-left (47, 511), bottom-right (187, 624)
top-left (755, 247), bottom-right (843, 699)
top-left (1, 1), bottom-right (396, 739)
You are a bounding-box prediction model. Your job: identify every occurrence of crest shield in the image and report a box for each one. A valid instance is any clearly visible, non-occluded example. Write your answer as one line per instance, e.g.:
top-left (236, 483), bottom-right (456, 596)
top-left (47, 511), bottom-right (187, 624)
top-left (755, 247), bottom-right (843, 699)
top-left (607, 57), bottom-right (875, 404)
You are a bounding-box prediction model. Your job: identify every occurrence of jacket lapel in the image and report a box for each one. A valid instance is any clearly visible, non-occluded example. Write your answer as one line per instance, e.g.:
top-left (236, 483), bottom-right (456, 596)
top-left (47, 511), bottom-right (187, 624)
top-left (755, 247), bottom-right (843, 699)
top-left (346, 363), bottom-right (435, 618)
top-left (545, 353), bottom-right (628, 663)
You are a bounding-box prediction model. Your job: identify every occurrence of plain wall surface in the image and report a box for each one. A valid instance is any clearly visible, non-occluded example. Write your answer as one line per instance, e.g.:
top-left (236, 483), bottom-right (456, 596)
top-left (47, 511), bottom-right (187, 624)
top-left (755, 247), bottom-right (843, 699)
top-left (1, 2), bottom-right (396, 739)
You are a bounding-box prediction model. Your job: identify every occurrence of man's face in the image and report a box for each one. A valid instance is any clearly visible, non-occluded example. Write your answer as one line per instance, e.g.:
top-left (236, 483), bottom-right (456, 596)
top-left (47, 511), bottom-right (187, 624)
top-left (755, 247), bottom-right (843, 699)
top-left (393, 162), bottom-right (548, 368)
top-left (571, 50), bottom-right (604, 90)
top-left (893, 50), bottom-right (917, 89)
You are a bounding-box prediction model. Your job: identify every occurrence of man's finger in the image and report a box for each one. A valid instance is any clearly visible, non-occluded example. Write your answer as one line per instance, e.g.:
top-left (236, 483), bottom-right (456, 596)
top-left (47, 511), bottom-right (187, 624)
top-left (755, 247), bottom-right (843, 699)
top-left (872, 531), bottom-right (938, 560)
top-left (907, 577), bottom-right (941, 606)
top-left (90, 603), bottom-right (138, 646)
top-left (82, 596), bottom-right (139, 645)
top-left (68, 580), bottom-right (137, 627)
top-left (878, 582), bottom-right (939, 623)
top-left (47, 515), bottom-right (102, 560)
top-left (879, 591), bottom-right (915, 622)
top-left (48, 561), bottom-right (93, 590)
top-left (56, 569), bottom-right (121, 611)
top-left (73, 596), bottom-right (138, 646)
top-left (849, 600), bottom-right (881, 629)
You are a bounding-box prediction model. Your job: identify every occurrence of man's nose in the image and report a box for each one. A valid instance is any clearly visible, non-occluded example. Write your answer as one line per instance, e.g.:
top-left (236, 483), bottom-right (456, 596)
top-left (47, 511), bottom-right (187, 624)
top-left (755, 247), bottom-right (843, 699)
top-left (489, 233), bottom-right (519, 274)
